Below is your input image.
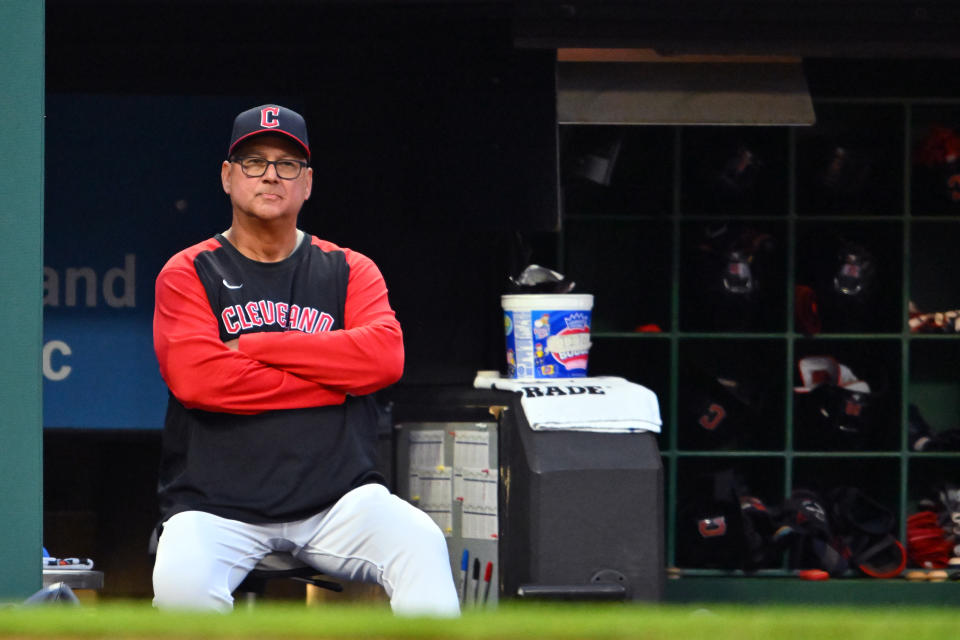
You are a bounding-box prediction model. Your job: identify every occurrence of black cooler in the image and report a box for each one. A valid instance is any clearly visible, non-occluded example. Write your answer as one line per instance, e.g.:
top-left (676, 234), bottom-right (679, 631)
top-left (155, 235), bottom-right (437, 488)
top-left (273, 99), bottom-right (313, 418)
top-left (499, 405), bottom-right (664, 601)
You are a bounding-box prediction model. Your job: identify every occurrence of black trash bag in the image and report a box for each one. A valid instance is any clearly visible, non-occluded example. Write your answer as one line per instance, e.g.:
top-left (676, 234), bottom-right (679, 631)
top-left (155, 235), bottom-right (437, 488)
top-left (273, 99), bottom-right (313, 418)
top-left (506, 264), bottom-right (575, 294)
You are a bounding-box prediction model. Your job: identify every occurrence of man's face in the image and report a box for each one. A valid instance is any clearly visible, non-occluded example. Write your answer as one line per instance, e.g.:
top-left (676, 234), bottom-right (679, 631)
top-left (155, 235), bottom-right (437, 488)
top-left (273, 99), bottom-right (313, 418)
top-left (220, 135), bottom-right (313, 224)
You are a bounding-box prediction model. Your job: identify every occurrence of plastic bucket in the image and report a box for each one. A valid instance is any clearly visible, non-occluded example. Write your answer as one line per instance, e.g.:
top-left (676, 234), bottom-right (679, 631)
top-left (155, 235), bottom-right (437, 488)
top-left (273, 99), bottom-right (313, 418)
top-left (502, 293), bottom-right (594, 379)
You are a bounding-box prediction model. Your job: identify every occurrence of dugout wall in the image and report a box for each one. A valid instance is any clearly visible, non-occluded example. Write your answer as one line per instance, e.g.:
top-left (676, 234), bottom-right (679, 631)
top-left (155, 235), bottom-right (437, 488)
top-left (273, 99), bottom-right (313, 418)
top-left (0, 0), bottom-right (45, 601)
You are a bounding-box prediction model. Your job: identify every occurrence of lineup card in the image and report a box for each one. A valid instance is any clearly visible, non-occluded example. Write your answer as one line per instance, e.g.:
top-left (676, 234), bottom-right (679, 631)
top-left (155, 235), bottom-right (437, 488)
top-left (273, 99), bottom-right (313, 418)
top-left (453, 430), bottom-right (498, 540)
top-left (409, 466), bottom-right (453, 536)
top-left (454, 469), bottom-right (497, 508)
top-left (405, 426), bottom-right (497, 540)
top-left (462, 506), bottom-right (498, 540)
top-left (453, 430), bottom-right (490, 469)
top-left (408, 430), bottom-right (445, 469)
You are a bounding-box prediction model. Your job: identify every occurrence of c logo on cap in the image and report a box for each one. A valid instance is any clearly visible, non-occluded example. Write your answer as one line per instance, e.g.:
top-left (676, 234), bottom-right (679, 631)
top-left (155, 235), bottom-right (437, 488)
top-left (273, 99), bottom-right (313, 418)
top-left (260, 107), bottom-right (280, 129)
top-left (697, 516), bottom-right (727, 538)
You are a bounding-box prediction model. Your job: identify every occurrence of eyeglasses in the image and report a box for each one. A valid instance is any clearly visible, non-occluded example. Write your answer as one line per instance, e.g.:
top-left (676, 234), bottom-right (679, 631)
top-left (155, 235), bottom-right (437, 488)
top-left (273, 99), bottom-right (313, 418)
top-left (232, 156), bottom-right (308, 180)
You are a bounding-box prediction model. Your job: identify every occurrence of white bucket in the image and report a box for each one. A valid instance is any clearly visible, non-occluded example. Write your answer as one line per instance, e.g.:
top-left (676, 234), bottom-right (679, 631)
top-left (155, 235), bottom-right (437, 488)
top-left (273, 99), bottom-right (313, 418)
top-left (502, 293), bottom-right (594, 379)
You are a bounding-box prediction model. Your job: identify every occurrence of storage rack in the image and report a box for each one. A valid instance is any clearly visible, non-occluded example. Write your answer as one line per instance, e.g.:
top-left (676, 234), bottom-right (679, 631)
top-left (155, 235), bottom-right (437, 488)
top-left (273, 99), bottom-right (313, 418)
top-left (559, 98), bottom-right (960, 601)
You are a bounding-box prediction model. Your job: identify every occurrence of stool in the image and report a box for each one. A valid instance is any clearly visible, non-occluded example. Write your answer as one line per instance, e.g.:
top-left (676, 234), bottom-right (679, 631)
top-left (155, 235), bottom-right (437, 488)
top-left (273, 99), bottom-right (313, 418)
top-left (236, 551), bottom-right (342, 606)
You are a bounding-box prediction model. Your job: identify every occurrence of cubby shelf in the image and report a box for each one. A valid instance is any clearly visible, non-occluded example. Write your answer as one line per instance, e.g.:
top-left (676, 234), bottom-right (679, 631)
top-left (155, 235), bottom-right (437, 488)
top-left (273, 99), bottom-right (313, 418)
top-left (560, 96), bottom-right (960, 588)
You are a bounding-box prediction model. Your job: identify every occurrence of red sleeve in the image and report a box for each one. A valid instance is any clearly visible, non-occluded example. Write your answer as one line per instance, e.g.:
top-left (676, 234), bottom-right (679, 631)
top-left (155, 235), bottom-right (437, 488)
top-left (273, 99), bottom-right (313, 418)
top-left (153, 255), bottom-right (346, 414)
top-left (238, 246), bottom-right (404, 395)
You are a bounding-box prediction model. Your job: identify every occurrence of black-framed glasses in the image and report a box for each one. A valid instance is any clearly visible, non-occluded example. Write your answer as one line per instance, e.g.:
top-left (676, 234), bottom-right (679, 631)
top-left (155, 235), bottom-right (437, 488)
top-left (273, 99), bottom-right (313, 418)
top-left (232, 156), bottom-right (308, 180)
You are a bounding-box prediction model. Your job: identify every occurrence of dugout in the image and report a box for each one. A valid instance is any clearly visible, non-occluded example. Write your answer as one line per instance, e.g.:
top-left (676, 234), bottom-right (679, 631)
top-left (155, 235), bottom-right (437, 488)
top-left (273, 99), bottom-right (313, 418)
top-left (7, 0), bottom-right (960, 606)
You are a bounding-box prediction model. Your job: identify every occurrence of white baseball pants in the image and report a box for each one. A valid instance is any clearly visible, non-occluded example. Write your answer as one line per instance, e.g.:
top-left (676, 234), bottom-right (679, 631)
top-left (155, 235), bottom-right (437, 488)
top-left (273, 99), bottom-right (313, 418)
top-left (152, 483), bottom-right (460, 616)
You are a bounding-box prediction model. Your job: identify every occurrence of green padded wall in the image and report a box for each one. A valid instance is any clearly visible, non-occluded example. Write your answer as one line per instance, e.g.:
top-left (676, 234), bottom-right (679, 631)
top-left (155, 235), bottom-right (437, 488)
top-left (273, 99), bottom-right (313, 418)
top-left (0, 0), bottom-right (44, 601)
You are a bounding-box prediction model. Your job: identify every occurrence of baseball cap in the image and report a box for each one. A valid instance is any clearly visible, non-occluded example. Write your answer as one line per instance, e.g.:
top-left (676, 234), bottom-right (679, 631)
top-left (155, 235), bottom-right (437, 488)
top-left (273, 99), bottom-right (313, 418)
top-left (228, 104), bottom-right (310, 160)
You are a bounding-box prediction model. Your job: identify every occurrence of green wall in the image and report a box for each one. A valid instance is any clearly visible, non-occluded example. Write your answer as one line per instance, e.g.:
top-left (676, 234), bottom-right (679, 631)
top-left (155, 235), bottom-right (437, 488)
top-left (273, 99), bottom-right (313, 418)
top-left (0, 0), bottom-right (45, 600)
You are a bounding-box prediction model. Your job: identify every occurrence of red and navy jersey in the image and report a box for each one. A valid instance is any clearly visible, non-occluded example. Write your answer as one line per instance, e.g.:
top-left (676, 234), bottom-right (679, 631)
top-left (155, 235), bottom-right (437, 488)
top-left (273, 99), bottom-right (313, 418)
top-left (153, 233), bottom-right (404, 523)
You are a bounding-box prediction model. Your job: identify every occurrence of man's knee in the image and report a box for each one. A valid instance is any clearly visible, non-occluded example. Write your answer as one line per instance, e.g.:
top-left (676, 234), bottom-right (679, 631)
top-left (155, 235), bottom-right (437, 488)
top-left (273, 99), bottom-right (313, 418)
top-left (152, 546), bottom-right (235, 611)
top-left (394, 502), bottom-right (449, 555)
top-left (153, 565), bottom-right (234, 611)
top-left (353, 488), bottom-right (448, 554)
top-left (385, 513), bottom-right (460, 617)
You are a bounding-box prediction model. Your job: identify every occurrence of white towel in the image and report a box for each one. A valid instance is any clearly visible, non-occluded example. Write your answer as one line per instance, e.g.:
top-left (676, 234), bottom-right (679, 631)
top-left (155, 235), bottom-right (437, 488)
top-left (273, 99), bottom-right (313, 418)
top-left (473, 371), bottom-right (661, 433)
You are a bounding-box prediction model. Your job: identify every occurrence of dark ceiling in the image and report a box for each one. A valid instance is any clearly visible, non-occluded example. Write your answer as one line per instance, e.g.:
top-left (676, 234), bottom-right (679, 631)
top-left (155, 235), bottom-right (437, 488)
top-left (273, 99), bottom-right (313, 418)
top-left (512, 0), bottom-right (960, 56)
top-left (46, 1), bottom-right (960, 101)
top-left (47, 0), bottom-right (960, 66)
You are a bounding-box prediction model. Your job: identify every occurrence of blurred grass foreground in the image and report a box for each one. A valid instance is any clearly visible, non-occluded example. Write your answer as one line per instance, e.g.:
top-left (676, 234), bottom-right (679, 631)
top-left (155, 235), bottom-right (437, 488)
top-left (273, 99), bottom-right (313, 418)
top-left (0, 601), bottom-right (957, 640)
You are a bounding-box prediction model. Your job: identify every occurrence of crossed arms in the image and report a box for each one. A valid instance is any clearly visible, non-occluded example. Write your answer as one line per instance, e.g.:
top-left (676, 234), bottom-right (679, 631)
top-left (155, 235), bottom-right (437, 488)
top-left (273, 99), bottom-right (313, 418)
top-left (153, 246), bottom-right (403, 415)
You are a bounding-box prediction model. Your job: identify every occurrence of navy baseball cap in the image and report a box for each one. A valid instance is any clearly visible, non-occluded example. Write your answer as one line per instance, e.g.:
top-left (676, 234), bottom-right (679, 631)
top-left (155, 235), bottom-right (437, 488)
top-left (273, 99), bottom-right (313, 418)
top-left (228, 104), bottom-right (310, 160)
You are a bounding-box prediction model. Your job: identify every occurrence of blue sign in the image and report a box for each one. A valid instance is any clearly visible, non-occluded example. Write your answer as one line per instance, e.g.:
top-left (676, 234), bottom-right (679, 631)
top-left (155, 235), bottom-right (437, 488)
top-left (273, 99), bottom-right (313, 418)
top-left (43, 94), bottom-right (292, 428)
